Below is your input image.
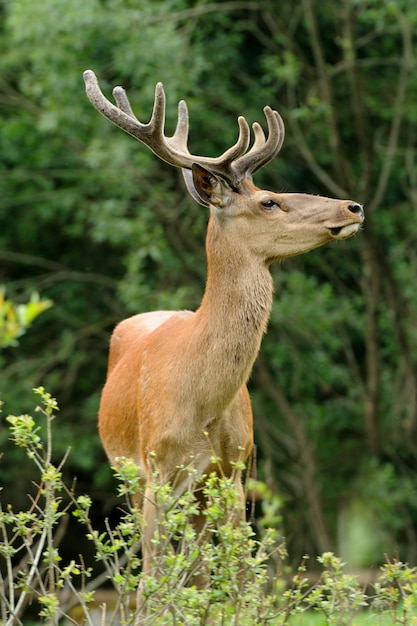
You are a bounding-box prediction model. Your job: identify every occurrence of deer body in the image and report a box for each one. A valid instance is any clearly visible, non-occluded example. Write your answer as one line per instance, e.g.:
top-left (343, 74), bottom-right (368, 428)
top-left (83, 70), bottom-right (364, 584)
top-left (98, 212), bottom-right (272, 481)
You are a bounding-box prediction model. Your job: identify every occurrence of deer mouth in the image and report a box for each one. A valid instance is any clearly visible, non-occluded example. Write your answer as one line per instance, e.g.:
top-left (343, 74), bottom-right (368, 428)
top-left (328, 223), bottom-right (361, 239)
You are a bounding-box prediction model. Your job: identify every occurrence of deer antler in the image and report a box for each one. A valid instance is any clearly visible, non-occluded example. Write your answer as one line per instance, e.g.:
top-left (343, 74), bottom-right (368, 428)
top-left (83, 70), bottom-right (284, 187)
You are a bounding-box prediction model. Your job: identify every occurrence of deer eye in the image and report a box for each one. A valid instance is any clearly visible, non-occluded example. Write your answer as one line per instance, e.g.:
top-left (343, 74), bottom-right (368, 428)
top-left (261, 199), bottom-right (280, 211)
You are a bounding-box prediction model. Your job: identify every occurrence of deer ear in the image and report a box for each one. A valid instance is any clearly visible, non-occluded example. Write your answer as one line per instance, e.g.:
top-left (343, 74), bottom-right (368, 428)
top-left (182, 164), bottom-right (230, 208)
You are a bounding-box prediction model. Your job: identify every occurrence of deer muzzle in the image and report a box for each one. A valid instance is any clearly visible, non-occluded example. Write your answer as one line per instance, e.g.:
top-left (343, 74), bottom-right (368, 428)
top-left (328, 202), bottom-right (364, 239)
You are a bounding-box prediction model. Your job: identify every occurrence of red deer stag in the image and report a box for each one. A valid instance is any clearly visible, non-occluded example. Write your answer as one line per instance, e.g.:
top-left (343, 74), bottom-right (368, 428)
top-left (83, 69), bottom-right (364, 581)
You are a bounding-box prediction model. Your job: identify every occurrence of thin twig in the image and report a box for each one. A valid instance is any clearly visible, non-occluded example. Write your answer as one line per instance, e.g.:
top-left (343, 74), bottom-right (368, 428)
top-left (367, 11), bottom-right (414, 214)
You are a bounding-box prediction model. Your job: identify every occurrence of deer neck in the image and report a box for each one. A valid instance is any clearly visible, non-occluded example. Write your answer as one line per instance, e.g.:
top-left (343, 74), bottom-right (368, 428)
top-left (191, 216), bottom-right (273, 407)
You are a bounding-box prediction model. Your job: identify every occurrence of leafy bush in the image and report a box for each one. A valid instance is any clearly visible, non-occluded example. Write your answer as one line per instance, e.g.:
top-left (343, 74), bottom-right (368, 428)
top-left (2, 389), bottom-right (417, 625)
top-left (0, 287), bottom-right (52, 349)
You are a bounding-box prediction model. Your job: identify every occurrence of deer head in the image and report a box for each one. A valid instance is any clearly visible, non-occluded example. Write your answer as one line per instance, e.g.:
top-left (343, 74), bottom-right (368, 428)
top-left (83, 69), bottom-right (363, 264)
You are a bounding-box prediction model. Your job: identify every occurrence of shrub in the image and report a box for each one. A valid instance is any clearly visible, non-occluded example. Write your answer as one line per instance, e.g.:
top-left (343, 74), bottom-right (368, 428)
top-left (2, 389), bottom-right (417, 625)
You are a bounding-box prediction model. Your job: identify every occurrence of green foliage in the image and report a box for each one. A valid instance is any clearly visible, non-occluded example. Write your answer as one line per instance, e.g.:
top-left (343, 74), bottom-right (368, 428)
top-left (0, 288), bottom-right (52, 349)
top-left (305, 553), bottom-right (368, 624)
top-left (374, 558), bottom-right (417, 624)
top-left (3, 391), bottom-right (417, 625)
top-left (1, 0), bottom-right (417, 574)
top-left (0, 390), bottom-right (284, 624)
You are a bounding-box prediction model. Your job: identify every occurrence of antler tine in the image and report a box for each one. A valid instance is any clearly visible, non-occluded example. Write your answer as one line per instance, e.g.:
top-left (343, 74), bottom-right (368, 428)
top-left (164, 99), bottom-right (190, 154)
top-left (148, 82), bottom-right (167, 139)
top-left (232, 107), bottom-right (285, 180)
top-left (167, 109), bottom-right (251, 184)
top-left (251, 122), bottom-right (267, 150)
top-left (84, 71), bottom-right (192, 167)
top-left (179, 115), bottom-right (252, 187)
top-left (208, 116), bottom-right (251, 167)
top-left (84, 70), bottom-right (146, 138)
top-left (113, 85), bottom-right (137, 120)
top-left (271, 109), bottom-right (286, 156)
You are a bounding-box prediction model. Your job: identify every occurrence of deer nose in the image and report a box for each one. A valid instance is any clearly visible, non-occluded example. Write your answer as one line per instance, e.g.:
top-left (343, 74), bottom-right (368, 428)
top-left (347, 202), bottom-right (364, 218)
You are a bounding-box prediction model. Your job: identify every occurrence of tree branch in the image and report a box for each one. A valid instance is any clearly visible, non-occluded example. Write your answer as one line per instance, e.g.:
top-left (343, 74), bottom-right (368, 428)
top-left (341, 0), bottom-right (373, 198)
top-left (254, 355), bottom-right (333, 554)
top-left (303, 0), bottom-right (349, 188)
top-left (367, 12), bottom-right (414, 214)
top-left (361, 228), bottom-right (382, 455)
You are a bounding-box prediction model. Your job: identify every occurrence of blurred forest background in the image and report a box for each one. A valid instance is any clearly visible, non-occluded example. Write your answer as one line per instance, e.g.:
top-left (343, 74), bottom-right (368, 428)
top-left (1, 0), bottom-right (417, 571)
